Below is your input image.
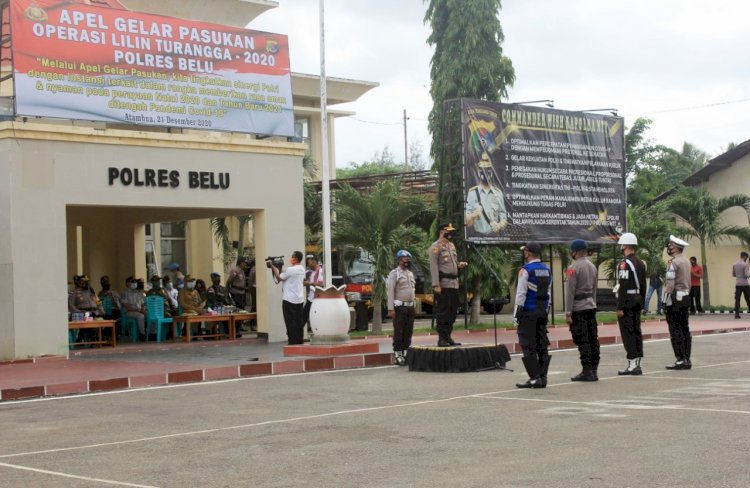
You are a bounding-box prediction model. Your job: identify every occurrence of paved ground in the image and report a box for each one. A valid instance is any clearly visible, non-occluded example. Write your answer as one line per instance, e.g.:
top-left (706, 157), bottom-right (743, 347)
top-left (2, 314), bottom-right (749, 401)
top-left (0, 328), bottom-right (748, 487)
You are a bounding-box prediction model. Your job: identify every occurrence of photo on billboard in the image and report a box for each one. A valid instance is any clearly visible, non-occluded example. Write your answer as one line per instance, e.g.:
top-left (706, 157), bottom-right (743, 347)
top-left (462, 100), bottom-right (626, 244)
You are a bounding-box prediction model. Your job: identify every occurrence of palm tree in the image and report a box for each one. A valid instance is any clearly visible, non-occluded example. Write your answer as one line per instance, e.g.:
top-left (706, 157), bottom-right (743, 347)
top-left (665, 186), bottom-right (750, 307)
top-left (463, 245), bottom-right (511, 324)
top-left (333, 180), bottom-right (430, 333)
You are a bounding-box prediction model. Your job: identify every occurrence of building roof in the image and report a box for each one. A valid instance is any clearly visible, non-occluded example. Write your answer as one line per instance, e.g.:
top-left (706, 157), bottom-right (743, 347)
top-left (292, 73), bottom-right (379, 106)
top-left (118, 0), bottom-right (278, 27)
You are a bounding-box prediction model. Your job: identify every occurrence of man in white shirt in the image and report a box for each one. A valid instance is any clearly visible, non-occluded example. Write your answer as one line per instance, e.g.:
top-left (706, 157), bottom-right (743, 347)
top-left (271, 251), bottom-right (306, 345)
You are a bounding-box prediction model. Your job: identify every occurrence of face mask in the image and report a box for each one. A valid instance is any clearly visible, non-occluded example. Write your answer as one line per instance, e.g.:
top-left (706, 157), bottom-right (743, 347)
top-left (187, 281), bottom-right (196, 289)
top-left (444, 233), bottom-right (453, 241)
top-left (153, 282), bottom-right (161, 289)
top-left (130, 282), bottom-right (137, 290)
top-left (400, 260), bottom-right (411, 269)
top-left (165, 282), bottom-right (173, 289)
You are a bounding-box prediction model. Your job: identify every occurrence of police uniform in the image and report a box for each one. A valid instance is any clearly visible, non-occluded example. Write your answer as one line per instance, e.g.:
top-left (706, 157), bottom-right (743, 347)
top-left (429, 224), bottom-right (462, 346)
top-left (69, 276), bottom-right (104, 317)
top-left (663, 236), bottom-right (692, 369)
top-left (565, 240), bottom-right (599, 381)
top-left (226, 263), bottom-right (247, 309)
top-left (514, 243), bottom-right (552, 388)
top-left (387, 255), bottom-right (416, 360)
top-left (206, 283), bottom-right (234, 310)
top-left (616, 251), bottom-right (646, 374)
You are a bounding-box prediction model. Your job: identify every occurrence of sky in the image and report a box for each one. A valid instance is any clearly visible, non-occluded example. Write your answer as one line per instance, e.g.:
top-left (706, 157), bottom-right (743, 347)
top-left (250, 0), bottom-right (750, 168)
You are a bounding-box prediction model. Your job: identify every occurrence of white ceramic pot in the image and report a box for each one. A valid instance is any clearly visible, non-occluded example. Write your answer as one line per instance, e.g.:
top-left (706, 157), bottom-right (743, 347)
top-left (309, 285), bottom-right (350, 344)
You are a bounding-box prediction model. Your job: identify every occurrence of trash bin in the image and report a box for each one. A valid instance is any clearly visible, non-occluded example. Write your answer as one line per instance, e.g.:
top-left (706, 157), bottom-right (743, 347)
top-left (353, 300), bottom-right (369, 331)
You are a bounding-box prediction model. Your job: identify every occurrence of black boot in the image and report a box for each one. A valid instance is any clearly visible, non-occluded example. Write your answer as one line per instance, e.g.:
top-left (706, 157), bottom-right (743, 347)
top-left (618, 358), bottom-right (642, 376)
top-left (538, 354), bottom-right (551, 387)
top-left (666, 359), bottom-right (689, 370)
top-left (571, 367), bottom-right (597, 382)
top-left (445, 336), bottom-right (462, 346)
top-left (516, 357), bottom-right (545, 388)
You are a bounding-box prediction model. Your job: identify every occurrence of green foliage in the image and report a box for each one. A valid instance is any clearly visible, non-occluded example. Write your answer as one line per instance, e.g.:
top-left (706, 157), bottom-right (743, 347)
top-left (332, 180), bottom-right (431, 333)
top-left (303, 155), bottom-right (323, 249)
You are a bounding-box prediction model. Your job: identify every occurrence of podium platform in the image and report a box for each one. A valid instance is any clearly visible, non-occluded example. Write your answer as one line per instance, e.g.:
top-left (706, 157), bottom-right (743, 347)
top-left (406, 343), bottom-right (511, 372)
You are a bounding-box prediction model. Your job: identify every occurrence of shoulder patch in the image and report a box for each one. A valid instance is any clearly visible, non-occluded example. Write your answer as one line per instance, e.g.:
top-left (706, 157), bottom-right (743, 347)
top-left (566, 268), bottom-right (576, 278)
top-left (432, 247), bottom-right (439, 254)
top-left (620, 262), bottom-right (627, 270)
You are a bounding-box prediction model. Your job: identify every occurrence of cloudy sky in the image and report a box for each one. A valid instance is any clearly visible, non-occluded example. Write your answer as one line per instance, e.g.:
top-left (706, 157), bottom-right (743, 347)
top-left (250, 0), bottom-right (750, 168)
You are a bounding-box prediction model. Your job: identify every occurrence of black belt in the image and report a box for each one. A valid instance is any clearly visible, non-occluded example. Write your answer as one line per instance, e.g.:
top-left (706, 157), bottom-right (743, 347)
top-left (439, 272), bottom-right (458, 280)
top-left (574, 293), bottom-right (593, 300)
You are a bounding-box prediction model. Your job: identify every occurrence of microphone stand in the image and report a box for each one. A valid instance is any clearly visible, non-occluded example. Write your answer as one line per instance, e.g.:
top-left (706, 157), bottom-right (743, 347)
top-left (468, 242), bottom-right (513, 372)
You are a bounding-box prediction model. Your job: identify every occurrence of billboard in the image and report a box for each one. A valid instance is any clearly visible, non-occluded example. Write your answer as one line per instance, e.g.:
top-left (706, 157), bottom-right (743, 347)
top-left (10, 0), bottom-right (294, 136)
top-left (462, 100), bottom-right (626, 244)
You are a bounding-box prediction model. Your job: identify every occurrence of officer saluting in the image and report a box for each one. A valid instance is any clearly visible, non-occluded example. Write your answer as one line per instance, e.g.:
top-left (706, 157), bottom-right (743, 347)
top-left (429, 223), bottom-right (468, 347)
top-left (615, 233), bottom-right (647, 375)
top-left (565, 239), bottom-right (599, 382)
top-left (663, 235), bottom-right (693, 370)
top-left (514, 242), bottom-right (552, 389)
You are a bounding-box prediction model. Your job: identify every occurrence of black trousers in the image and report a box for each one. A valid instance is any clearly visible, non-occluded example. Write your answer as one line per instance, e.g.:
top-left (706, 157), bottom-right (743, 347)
top-left (570, 309), bottom-right (599, 369)
top-left (435, 287), bottom-right (459, 339)
top-left (303, 301), bottom-right (313, 332)
top-left (392, 305), bottom-right (415, 352)
top-left (282, 300), bottom-right (304, 345)
top-left (666, 305), bottom-right (691, 360)
top-left (618, 307), bottom-right (643, 359)
top-left (689, 286), bottom-right (703, 313)
top-left (735, 285), bottom-right (750, 313)
top-left (517, 311), bottom-right (550, 359)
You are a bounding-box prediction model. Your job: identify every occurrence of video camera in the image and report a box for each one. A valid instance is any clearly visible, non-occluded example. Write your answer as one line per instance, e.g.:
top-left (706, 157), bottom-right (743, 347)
top-left (265, 256), bottom-right (284, 272)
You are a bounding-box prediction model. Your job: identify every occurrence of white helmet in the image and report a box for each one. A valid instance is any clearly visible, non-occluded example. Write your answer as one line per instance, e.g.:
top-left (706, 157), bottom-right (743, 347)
top-left (617, 232), bottom-right (638, 246)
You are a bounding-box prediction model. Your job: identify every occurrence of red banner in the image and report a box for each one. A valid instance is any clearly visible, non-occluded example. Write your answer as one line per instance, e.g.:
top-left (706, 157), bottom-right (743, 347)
top-left (11, 0), bottom-right (294, 135)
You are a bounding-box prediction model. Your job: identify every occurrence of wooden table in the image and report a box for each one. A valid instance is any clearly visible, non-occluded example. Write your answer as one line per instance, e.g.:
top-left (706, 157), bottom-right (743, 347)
top-left (68, 320), bottom-right (117, 348)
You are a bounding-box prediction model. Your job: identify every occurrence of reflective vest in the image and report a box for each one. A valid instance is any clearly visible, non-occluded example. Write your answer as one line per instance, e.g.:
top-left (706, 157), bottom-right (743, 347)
top-left (523, 261), bottom-right (551, 312)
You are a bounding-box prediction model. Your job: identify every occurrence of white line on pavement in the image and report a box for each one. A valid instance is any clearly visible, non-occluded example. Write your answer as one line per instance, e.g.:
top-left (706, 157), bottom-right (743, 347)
top-left (0, 462), bottom-right (159, 487)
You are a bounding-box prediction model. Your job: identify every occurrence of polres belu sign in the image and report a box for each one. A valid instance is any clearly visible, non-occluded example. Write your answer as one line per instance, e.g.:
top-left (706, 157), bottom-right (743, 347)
top-left (461, 99), bottom-right (626, 245)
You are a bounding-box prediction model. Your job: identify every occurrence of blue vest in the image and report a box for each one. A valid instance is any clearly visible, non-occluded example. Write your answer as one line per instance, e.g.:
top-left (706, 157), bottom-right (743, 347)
top-left (522, 261), bottom-right (551, 312)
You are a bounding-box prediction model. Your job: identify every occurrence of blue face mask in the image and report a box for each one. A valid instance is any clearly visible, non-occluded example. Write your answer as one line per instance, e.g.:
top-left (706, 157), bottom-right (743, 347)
top-left (130, 282), bottom-right (138, 290)
top-left (165, 282), bottom-right (173, 289)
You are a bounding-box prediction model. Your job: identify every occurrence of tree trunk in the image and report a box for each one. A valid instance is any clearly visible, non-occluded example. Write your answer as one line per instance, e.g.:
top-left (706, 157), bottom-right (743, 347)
top-left (701, 240), bottom-right (710, 308)
top-left (371, 292), bottom-right (383, 334)
top-left (470, 277), bottom-right (481, 325)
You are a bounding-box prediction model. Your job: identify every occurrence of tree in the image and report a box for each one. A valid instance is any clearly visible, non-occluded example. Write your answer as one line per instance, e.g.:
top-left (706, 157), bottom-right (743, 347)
top-left (665, 186), bottom-right (750, 307)
top-left (303, 155), bottom-right (322, 249)
top-left (332, 180), bottom-right (430, 333)
top-left (424, 0), bottom-right (515, 317)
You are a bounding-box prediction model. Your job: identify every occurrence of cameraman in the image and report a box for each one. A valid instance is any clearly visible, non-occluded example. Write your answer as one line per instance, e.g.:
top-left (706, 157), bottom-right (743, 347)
top-left (270, 251), bottom-right (306, 345)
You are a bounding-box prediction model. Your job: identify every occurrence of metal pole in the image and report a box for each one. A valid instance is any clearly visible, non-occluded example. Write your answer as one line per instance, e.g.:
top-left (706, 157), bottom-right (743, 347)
top-left (549, 244), bottom-right (555, 325)
top-left (403, 109), bottom-right (408, 169)
top-left (319, 0), bottom-right (332, 288)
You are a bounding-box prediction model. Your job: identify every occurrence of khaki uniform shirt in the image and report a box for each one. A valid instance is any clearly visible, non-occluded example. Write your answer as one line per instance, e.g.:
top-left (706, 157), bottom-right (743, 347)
top-left (429, 238), bottom-right (459, 289)
top-left (665, 254), bottom-right (691, 294)
top-left (178, 288), bottom-right (203, 314)
top-left (565, 257), bottom-right (597, 313)
top-left (226, 266), bottom-right (246, 296)
top-left (69, 287), bottom-right (103, 314)
top-left (386, 267), bottom-right (416, 310)
top-left (121, 288), bottom-right (145, 313)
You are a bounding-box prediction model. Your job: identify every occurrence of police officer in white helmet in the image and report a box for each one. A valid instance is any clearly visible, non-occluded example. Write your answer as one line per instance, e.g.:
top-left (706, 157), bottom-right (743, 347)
top-left (664, 235), bottom-right (693, 370)
top-left (615, 232), bottom-right (647, 375)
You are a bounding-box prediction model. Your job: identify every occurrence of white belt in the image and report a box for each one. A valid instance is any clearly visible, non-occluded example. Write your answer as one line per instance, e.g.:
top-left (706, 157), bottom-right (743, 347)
top-left (626, 290), bottom-right (639, 294)
top-left (394, 300), bottom-right (415, 307)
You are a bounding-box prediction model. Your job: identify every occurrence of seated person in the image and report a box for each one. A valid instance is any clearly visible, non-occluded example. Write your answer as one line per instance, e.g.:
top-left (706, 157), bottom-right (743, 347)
top-left (121, 276), bottom-right (147, 339)
top-left (178, 275), bottom-right (206, 315)
top-left (162, 275), bottom-right (179, 311)
top-left (206, 272), bottom-right (234, 310)
top-left (146, 274), bottom-right (177, 317)
top-left (69, 274), bottom-right (104, 317)
top-left (98, 275), bottom-right (121, 319)
top-left (195, 279), bottom-right (208, 302)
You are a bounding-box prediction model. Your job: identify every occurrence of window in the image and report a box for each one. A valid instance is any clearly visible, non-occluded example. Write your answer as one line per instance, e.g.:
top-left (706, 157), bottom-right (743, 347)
top-left (160, 221), bottom-right (186, 275)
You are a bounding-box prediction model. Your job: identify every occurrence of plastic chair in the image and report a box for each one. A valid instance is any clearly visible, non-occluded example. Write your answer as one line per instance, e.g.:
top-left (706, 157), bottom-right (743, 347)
top-left (101, 296), bottom-right (114, 316)
top-left (118, 304), bottom-right (140, 343)
top-left (146, 295), bottom-right (172, 342)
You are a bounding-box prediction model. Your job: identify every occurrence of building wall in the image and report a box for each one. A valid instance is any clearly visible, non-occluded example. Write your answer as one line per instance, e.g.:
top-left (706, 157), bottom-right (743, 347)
top-left (687, 152), bottom-right (750, 307)
top-left (0, 122), bottom-right (305, 360)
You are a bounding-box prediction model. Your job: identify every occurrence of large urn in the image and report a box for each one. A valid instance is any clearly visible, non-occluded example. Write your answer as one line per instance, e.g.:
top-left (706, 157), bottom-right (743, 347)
top-left (309, 285), bottom-right (350, 344)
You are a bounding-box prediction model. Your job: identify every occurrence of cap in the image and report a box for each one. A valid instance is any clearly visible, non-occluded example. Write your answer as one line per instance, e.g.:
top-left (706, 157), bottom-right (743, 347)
top-left (136, 278), bottom-right (144, 283)
top-left (79, 274), bottom-right (90, 281)
top-left (439, 222), bottom-right (457, 232)
top-left (522, 242), bottom-right (542, 254)
top-left (168, 263), bottom-right (180, 271)
top-left (669, 235), bottom-right (689, 248)
top-left (570, 239), bottom-right (587, 252)
top-left (150, 274), bottom-right (161, 281)
top-left (210, 272), bottom-right (221, 278)
top-left (478, 152), bottom-right (492, 168)
top-left (305, 254), bottom-right (318, 261)
top-left (396, 249), bottom-right (413, 259)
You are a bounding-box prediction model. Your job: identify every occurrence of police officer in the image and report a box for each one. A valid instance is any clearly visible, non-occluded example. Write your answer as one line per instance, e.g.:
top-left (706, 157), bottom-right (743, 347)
top-left (514, 242), bottom-right (552, 389)
top-left (226, 256), bottom-right (249, 310)
top-left (69, 274), bottom-right (104, 317)
top-left (387, 250), bottom-right (417, 366)
top-left (664, 235), bottom-right (692, 370)
top-left (429, 223), bottom-right (468, 347)
top-left (565, 239), bottom-right (599, 382)
top-left (206, 272), bottom-right (234, 310)
top-left (464, 152), bottom-right (508, 235)
top-left (615, 232), bottom-right (647, 375)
